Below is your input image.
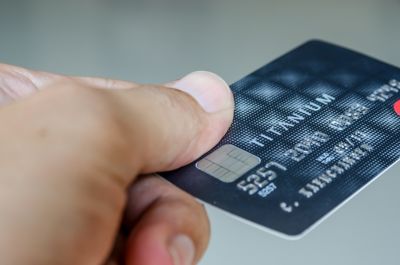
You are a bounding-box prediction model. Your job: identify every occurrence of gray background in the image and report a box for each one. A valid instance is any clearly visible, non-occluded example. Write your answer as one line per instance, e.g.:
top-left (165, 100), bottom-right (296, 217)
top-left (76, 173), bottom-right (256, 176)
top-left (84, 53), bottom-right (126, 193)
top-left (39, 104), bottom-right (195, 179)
top-left (1, 0), bottom-right (399, 264)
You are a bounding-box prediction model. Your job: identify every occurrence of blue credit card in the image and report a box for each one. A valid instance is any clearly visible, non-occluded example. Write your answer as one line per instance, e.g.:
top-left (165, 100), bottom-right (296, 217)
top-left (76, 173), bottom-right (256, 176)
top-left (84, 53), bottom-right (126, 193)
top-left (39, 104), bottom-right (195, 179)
top-left (161, 40), bottom-right (400, 238)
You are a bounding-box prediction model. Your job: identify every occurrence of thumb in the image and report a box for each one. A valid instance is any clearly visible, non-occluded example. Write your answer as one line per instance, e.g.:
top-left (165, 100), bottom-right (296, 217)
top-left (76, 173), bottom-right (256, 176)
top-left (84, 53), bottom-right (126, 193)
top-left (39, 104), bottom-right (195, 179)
top-left (0, 70), bottom-right (233, 183)
top-left (120, 71), bottom-right (234, 174)
top-left (0, 71), bottom-right (233, 264)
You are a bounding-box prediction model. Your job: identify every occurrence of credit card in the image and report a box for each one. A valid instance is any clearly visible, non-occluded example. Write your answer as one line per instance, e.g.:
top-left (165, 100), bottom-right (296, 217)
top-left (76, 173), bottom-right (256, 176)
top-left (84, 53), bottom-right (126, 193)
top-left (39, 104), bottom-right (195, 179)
top-left (161, 40), bottom-right (400, 239)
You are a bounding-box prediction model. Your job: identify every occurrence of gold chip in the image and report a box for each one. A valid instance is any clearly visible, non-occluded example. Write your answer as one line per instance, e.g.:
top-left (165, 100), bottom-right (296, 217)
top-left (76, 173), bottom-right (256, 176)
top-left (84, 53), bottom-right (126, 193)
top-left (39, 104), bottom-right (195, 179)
top-left (196, 144), bottom-right (261, 183)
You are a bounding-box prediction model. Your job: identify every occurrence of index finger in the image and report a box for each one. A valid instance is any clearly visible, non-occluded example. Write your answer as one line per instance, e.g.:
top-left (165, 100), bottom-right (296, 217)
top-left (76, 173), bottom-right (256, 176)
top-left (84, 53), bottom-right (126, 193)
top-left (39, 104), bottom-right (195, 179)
top-left (0, 63), bottom-right (138, 104)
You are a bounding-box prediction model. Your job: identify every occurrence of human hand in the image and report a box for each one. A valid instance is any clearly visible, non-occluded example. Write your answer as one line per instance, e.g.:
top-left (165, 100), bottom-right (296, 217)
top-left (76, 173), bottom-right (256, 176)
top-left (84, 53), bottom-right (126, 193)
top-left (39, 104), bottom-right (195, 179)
top-left (0, 64), bottom-right (234, 265)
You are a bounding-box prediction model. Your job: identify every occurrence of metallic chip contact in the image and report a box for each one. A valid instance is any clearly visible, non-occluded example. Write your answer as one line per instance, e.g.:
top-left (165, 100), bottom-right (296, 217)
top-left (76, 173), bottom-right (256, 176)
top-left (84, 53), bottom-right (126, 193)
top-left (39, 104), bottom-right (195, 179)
top-left (196, 144), bottom-right (261, 183)
top-left (163, 40), bottom-right (400, 237)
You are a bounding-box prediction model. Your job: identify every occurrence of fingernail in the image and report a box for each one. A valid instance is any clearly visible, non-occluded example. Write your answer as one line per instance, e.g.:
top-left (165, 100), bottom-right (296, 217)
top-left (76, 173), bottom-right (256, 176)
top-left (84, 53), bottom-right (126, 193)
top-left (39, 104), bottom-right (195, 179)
top-left (168, 234), bottom-right (195, 265)
top-left (170, 71), bottom-right (233, 113)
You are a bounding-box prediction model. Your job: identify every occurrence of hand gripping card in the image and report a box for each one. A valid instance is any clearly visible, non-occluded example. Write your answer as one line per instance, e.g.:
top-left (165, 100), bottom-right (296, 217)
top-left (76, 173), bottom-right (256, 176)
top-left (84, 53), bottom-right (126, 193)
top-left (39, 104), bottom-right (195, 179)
top-left (161, 40), bottom-right (400, 238)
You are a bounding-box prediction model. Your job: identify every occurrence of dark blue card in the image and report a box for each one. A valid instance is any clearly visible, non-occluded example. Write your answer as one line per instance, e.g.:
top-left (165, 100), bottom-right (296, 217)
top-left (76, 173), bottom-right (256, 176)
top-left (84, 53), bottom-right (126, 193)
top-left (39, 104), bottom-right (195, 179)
top-left (161, 40), bottom-right (400, 238)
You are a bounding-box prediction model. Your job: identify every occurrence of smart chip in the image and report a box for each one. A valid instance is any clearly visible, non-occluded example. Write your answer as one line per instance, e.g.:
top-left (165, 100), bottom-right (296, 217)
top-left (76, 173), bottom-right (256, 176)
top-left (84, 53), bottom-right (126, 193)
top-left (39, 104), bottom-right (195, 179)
top-left (161, 40), bottom-right (400, 238)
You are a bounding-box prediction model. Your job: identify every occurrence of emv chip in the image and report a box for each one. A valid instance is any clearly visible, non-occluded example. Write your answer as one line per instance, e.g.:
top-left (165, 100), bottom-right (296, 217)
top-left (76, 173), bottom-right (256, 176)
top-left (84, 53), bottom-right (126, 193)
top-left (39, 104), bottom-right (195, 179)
top-left (196, 144), bottom-right (261, 183)
top-left (163, 40), bottom-right (400, 238)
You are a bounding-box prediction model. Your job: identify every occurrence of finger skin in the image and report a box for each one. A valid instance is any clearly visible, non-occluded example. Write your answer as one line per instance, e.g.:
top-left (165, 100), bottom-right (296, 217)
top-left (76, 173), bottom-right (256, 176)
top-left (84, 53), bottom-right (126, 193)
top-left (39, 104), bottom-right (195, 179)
top-left (110, 84), bottom-right (233, 172)
top-left (0, 71), bottom-right (232, 264)
top-left (0, 65), bottom-right (234, 174)
top-left (0, 83), bottom-right (132, 265)
top-left (0, 63), bottom-right (138, 104)
top-left (124, 176), bottom-right (210, 265)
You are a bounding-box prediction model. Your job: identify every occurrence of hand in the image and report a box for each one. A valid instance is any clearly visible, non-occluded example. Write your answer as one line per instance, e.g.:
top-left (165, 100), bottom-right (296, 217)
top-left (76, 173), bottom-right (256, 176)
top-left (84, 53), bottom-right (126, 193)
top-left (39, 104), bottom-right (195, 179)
top-left (0, 64), bottom-right (234, 265)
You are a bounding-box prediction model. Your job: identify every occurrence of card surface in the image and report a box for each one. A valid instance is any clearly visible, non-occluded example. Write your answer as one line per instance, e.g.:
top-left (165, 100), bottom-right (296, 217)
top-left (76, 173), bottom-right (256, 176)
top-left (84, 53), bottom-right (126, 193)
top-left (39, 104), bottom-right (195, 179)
top-left (162, 40), bottom-right (400, 238)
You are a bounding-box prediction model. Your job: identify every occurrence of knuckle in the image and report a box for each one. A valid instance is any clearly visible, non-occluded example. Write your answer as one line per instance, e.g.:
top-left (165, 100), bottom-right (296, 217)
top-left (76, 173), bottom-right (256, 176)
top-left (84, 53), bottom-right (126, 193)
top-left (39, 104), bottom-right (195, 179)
top-left (0, 65), bottom-right (37, 100)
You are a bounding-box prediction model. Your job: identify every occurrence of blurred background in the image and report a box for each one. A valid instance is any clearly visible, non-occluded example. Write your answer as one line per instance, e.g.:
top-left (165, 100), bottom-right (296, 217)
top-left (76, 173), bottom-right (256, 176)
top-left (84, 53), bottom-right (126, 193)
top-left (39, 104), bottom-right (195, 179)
top-left (1, 0), bottom-right (399, 264)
